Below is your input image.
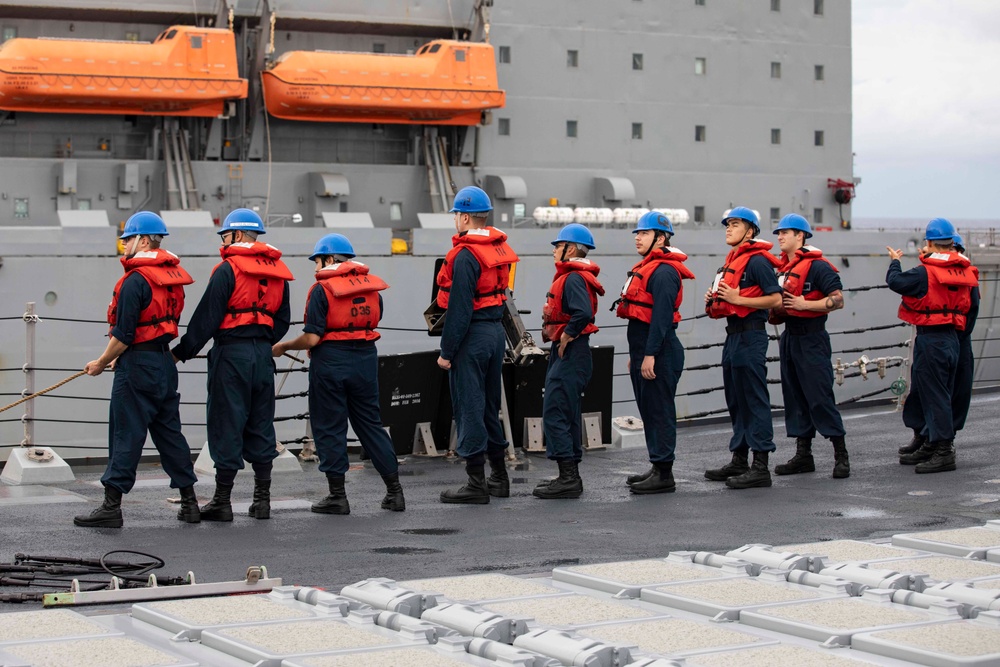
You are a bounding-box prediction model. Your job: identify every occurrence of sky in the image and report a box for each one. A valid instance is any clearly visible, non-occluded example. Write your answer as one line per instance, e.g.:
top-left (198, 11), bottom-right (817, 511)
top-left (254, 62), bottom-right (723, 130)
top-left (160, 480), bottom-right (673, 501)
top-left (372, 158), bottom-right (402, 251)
top-left (852, 0), bottom-right (1000, 219)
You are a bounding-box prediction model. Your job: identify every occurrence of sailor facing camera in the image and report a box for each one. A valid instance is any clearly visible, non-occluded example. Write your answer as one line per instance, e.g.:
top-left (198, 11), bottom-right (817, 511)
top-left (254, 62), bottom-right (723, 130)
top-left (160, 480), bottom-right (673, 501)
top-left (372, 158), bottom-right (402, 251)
top-left (272, 234), bottom-right (404, 514)
top-left (888, 218), bottom-right (978, 474)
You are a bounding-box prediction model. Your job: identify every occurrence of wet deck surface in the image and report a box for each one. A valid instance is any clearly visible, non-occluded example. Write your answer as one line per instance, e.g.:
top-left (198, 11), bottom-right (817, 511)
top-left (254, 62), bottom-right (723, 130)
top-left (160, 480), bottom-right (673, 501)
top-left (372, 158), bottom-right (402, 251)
top-left (1, 394), bottom-right (998, 605)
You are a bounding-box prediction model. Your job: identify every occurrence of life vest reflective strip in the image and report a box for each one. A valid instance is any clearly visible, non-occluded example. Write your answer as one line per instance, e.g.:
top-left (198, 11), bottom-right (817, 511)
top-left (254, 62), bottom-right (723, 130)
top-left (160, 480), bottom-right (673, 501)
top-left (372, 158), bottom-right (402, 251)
top-left (107, 249), bottom-right (194, 344)
top-left (436, 227), bottom-right (519, 310)
top-left (775, 246), bottom-right (839, 321)
top-left (306, 261), bottom-right (389, 343)
top-left (215, 242), bottom-right (294, 330)
top-left (614, 247), bottom-right (695, 325)
top-left (541, 258), bottom-right (605, 342)
top-left (706, 239), bottom-right (782, 319)
top-left (898, 252), bottom-right (979, 330)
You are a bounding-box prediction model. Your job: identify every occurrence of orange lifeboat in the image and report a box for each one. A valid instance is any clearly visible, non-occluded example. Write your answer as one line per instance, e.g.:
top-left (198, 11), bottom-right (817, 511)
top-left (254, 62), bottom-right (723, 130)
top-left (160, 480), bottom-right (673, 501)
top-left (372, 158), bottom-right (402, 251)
top-left (0, 26), bottom-right (247, 117)
top-left (261, 40), bottom-right (505, 126)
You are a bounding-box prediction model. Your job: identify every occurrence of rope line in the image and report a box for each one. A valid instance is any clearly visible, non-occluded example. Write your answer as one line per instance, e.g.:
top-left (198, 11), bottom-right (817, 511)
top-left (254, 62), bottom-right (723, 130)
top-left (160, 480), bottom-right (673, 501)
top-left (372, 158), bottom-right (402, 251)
top-left (273, 413), bottom-right (308, 423)
top-left (0, 372), bottom-right (86, 413)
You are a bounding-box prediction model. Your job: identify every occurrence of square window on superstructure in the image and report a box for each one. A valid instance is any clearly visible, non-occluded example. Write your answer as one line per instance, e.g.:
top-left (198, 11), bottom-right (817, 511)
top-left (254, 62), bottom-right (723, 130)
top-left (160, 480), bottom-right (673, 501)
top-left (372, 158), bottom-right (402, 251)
top-left (13, 198), bottom-right (28, 219)
top-left (567, 50), bottom-right (578, 68)
top-left (695, 0), bottom-right (705, 5)
top-left (632, 123), bottom-right (643, 140)
top-left (373, 42), bottom-right (386, 53)
top-left (814, 0), bottom-right (824, 15)
top-left (771, 61), bottom-right (781, 78)
top-left (389, 202), bottom-right (403, 221)
top-left (2, 26), bottom-right (17, 42)
top-left (771, 0), bottom-right (780, 10)
top-left (694, 206), bottom-right (705, 223)
top-left (695, 125), bottom-right (706, 142)
top-left (567, 120), bottom-right (578, 138)
top-left (815, 64), bottom-right (825, 80)
top-left (339, 201), bottom-right (348, 212)
top-left (498, 118), bottom-right (510, 136)
top-left (814, 208), bottom-right (824, 224)
top-left (815, 130), bottom-right (825, 146)
top-left (771, 128), bottom-right (781, 144)
top-left (770, 207), bottom-right (780, 222)
top-left (77, 199), bottom-right (91, 211)
top-left (632, 53), bottom-right (643, 70)
top-left (695, 57), bottom-right (706, 75)
top-left (498, 46), bottom-right (510, 63)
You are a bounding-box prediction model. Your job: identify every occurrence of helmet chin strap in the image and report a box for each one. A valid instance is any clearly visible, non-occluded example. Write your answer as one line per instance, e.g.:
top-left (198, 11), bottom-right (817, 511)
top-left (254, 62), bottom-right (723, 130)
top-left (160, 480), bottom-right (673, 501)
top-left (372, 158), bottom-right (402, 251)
top-left (559, 244), bottom-right (569, 262)
top-left (642, 231), bottom-right (666, 257)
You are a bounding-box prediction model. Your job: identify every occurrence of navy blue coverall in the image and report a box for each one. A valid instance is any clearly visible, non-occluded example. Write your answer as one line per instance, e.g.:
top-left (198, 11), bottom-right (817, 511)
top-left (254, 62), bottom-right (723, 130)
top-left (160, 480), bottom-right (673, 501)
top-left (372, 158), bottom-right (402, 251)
top-left (903, 284), bottom-right (980, 434)
top-left (439, 249), bottom-right (508, 464)
top-left (173, 262), bottom-right (291, 475)
top-left (723, 255), bottom-right (782, 453)
top-left (888, 261), bottom-right (960, 444)
top-left (627, 265), bottom-right (685, 463)
top-left (779, 261), bottom-right (846, 440)
top-left (543, 272), bottom-right (595, 462)
top-left (103, 273), bottom-right (197, 493)
top-left (304, 287), bottom-right (398, 478)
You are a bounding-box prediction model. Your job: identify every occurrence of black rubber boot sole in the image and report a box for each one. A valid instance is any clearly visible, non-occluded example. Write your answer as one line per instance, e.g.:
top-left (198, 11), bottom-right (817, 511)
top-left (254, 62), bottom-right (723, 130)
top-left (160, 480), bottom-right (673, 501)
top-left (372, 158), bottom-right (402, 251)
top-left (199, 506), bottom-right (234, 522)
top-left (774, 458), bottom-right (815, 475)
top-left (74, 511), bottom-right (123, 528)
top-left (704, 466), bottom-right (749, 482)
top-left (725, 474), bottom-right (772, 489)
top-left (629, 482), bottom-right (676, 495)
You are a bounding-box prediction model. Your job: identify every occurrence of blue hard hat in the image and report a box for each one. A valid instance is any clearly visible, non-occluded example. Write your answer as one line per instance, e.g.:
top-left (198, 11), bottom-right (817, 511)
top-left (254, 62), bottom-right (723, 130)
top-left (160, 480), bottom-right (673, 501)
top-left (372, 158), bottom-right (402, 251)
top-left (722, 206), bottom-right (760, 232)
top-left (773, 213), bottom-right (813, 239)
top-left (633, 211), bottom-right (674, 235)
top-left (552, 223), bottom-right (596, 249)
top-left (449, 186), bottom-right (493, 214)
top-left (953, 234), bottom-right (965, 253)
top-left (309, 233), bottom-right (356, 260)
top-left (121, 211), bottom-right (168, 239)
top-left (925, 217), bottom-right (956, 241)
top-left (219, 208), bottom-right (266, 235)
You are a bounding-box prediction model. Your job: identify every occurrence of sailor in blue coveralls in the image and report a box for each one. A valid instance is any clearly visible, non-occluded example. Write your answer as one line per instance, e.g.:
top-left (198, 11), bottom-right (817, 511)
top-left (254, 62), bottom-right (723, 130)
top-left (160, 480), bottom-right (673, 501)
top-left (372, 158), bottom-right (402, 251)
top-left (533, 223), bottom-right (604, 500)
top-left (272, 233), bottom-right (404, 514)
top-left (75, 212), bottom-right (199, 528)
top-left (435, 186), bottom-right (519, 505)
top-left (769, 214), bottom-right (850, 479)
top-left (616, 212), bottom-right (695, 495)
top-left (898, 234), bottom-right (981, 458)
top-left (703, 207), bottom-right (784, 489)
top-left (890, 219), bottom-right (979, 473)
top-left (173, 208), bottom-right (292, 521)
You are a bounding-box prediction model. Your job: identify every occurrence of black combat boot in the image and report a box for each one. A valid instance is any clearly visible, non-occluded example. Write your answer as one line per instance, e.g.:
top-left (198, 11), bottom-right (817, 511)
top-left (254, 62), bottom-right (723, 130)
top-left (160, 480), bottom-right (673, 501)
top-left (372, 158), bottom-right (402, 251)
top-left (726, 451), bottom-right (772, 489)
top-left (774, 437), bottom-right (815, 475)
top-left (175, 486), bottom-right (200, 523)
top-left (248, 478), bottom-right (271, 520)
top-left (915, 440), bottom-right (956, 474)
top-left (832, 436), bottom-right (850, 479)
top-left (630, 462), bottom-right (676, 495)
top-left (440, 464), bottom-right (490, 504)
top-left (704, 447), bottom-right (749, 481)
top-left (486, 457), bottom-right (510, 498)
top-left (899, 439), bottom-right (936, 465)
top-left (626, 465), bottom-right (656, 487)
top-left (200, 482), bottom-right (234, 522)
top-left (898, 429), bottom-right (925, 455)
top-left (312, 476), bottom-right (350, 515)
top-left (533, 460), bottom-right (583, 499)
top-left (381, 473), bottom-right (406, 511)
top-left (74, 485), bottom-right (124, 528)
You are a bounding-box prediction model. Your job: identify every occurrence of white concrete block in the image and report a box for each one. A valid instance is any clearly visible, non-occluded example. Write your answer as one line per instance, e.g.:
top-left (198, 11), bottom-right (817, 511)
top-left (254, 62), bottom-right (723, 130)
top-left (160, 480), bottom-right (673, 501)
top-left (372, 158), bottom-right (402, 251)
top-left (611, 417), bottom-right (646, 450)
top-left (0, 447), bottom-right (75, 485)
top-left (195, 442), bottom-right (302, 478)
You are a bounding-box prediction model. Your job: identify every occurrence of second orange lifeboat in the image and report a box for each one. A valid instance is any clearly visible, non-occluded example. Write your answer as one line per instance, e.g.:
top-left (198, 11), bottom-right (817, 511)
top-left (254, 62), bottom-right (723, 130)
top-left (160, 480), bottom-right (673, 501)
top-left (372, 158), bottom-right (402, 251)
top-left (0, 26), bottom-right (247, 117)
top-left (261, 40), bottom-right (505, 126)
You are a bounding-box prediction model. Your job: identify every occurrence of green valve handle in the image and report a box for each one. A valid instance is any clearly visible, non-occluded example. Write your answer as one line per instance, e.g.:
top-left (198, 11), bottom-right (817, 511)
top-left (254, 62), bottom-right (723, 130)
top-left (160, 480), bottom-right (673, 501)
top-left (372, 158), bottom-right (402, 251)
top-left (890, 378), bottom-right (907, 396)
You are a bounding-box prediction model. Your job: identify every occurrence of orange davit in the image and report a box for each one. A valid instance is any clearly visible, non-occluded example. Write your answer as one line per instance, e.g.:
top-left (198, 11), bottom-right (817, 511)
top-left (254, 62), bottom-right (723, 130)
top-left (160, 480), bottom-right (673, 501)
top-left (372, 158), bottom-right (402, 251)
top-left (0, 26), bottom-right (247, 117)
top-left (261, 40), bottom-right (505, 125)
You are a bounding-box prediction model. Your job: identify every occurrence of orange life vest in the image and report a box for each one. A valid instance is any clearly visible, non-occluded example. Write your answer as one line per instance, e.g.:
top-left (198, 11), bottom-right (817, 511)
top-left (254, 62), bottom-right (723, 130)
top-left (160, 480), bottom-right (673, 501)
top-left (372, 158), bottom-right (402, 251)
top-left (541, 258), bottom-right (605, 342)
top-left (898, 252), bottom-right (978, 330)
top-left (307, 260), bottom-right (389, 343)
top-left (615, 247), bottom-right (696, 325)
top-left (107, 249), bottom-right (194, 344)
top-left (436, 227), bottom-right (518, 310)
top-left (706, 239), bottom-right (782, 319)
top-left (215, 242), bottom-right (294, 330)
top-left (770, 245), bottom-right (839, 323)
